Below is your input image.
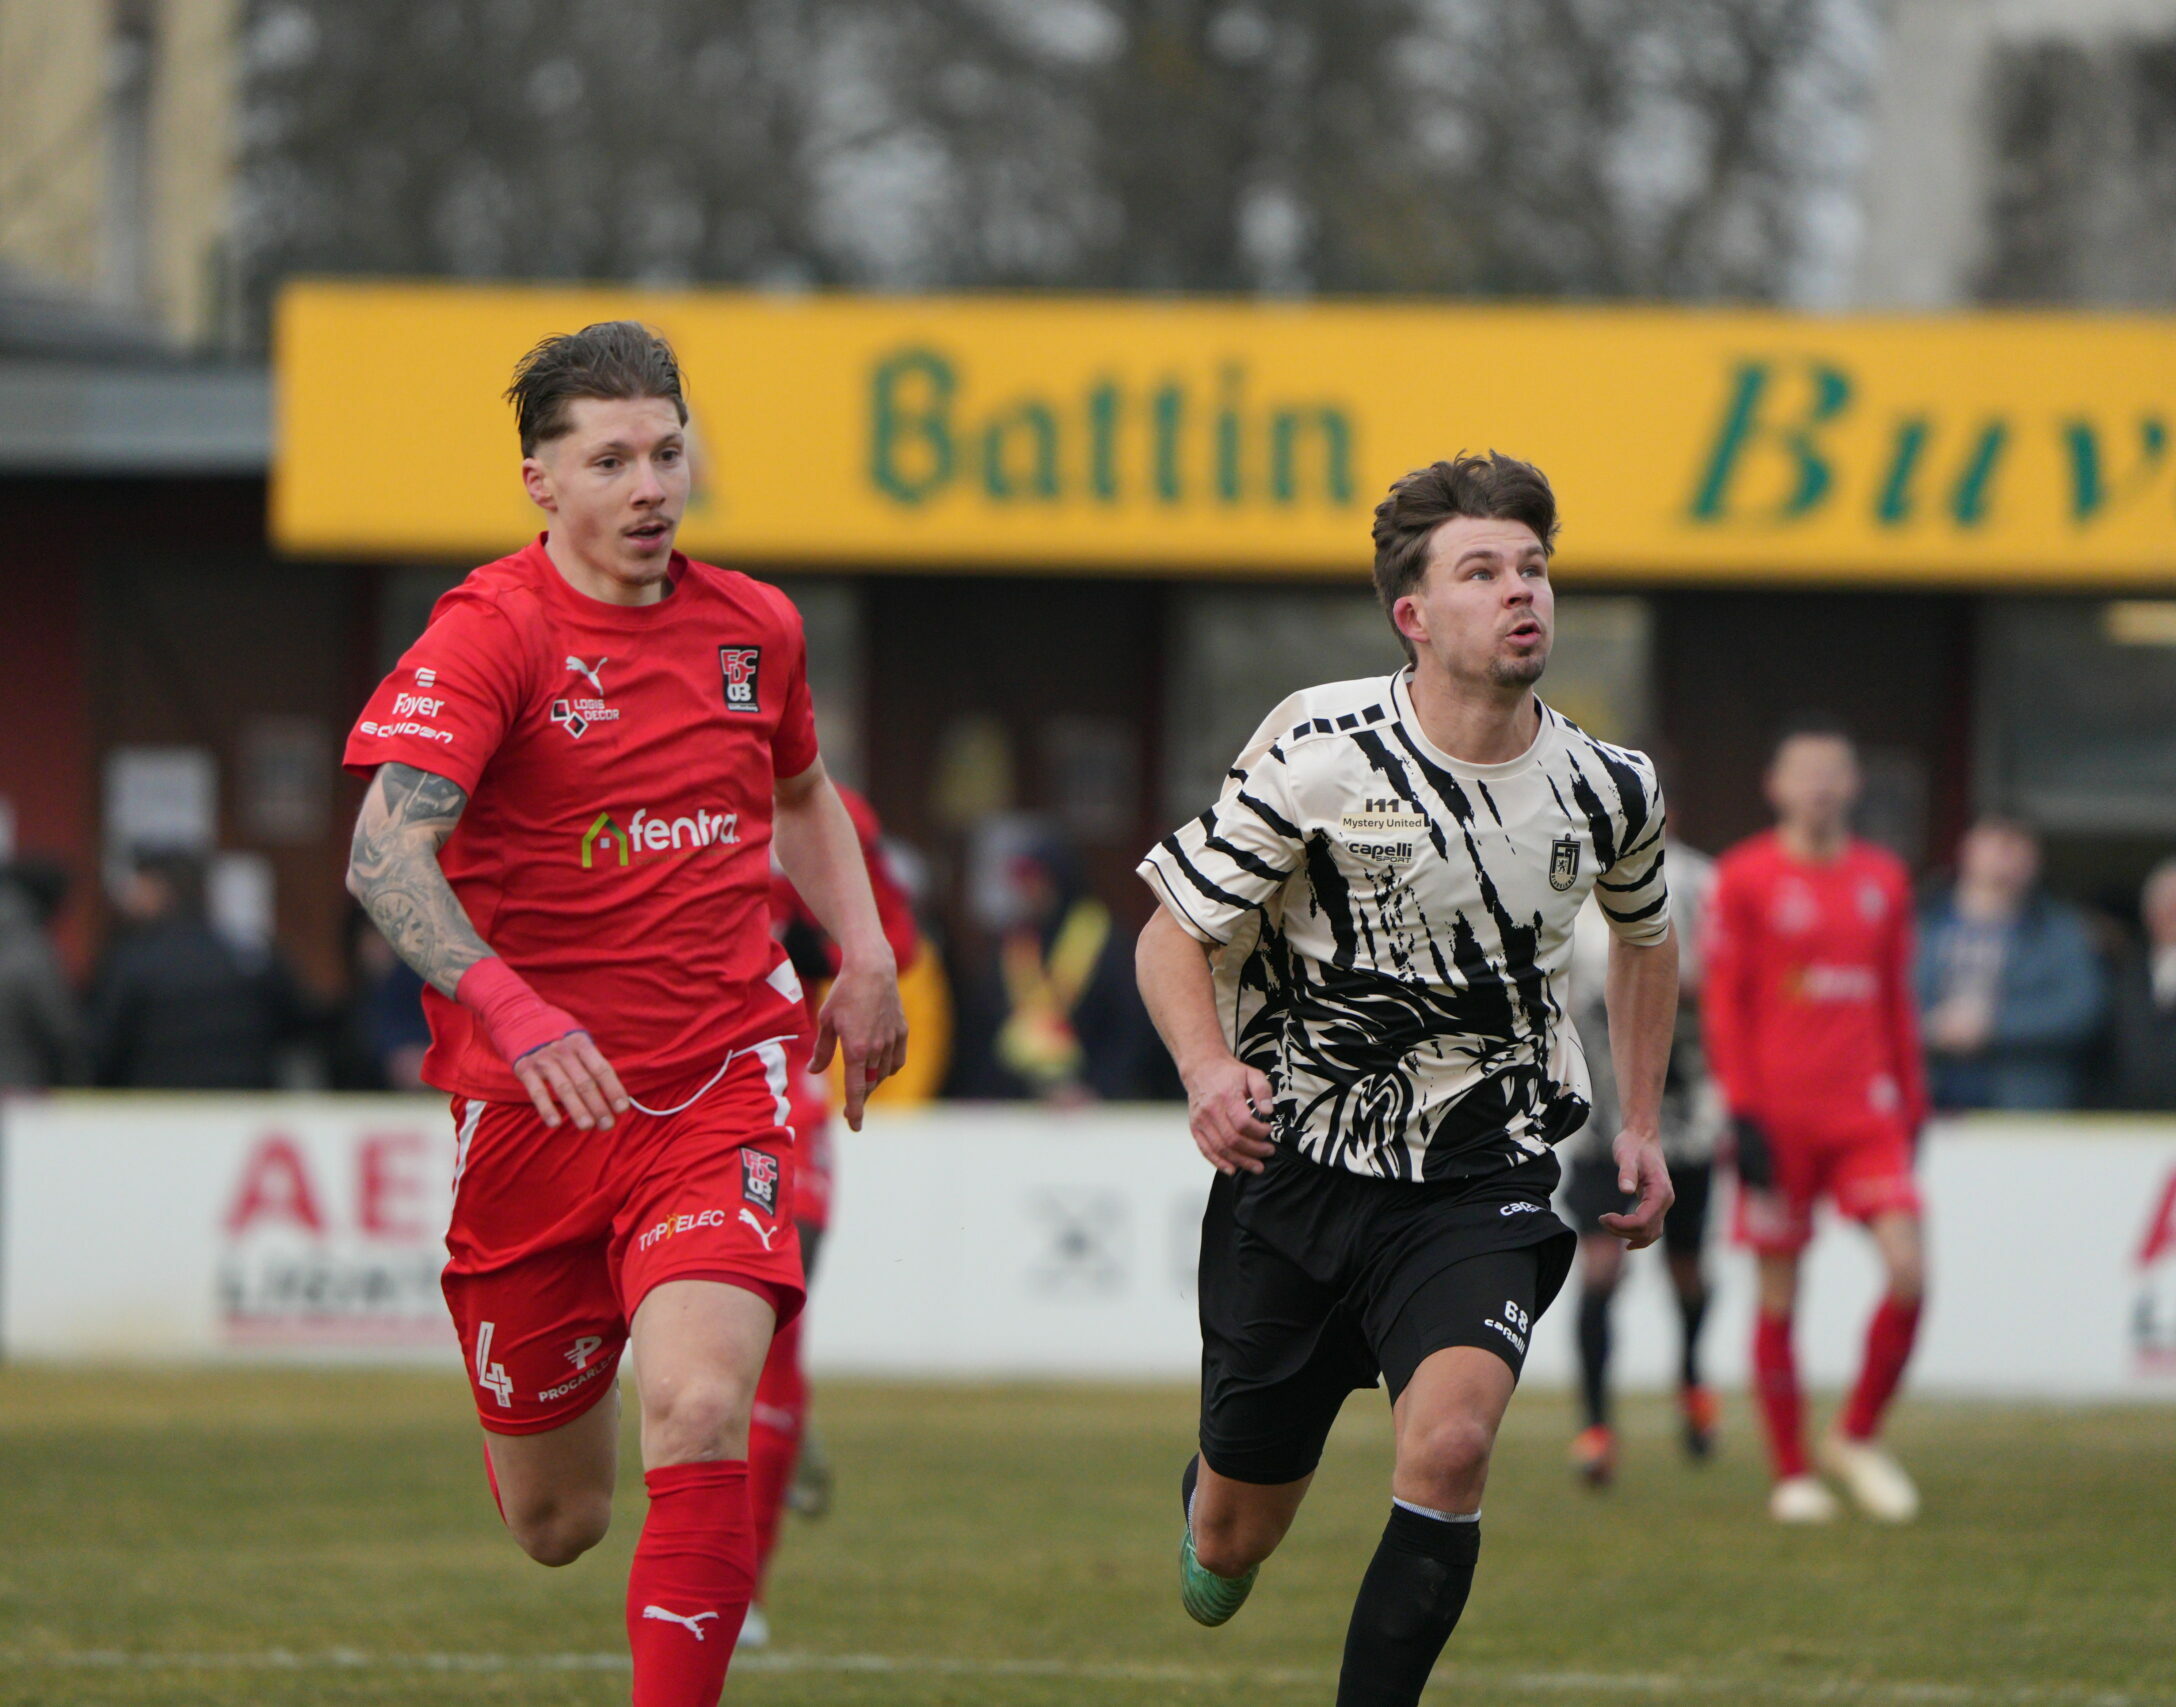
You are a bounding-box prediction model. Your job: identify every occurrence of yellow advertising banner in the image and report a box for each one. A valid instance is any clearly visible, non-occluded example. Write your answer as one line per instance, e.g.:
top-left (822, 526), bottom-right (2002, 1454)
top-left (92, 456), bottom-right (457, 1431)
top-left (275, 283), bottom-right (2176, 583)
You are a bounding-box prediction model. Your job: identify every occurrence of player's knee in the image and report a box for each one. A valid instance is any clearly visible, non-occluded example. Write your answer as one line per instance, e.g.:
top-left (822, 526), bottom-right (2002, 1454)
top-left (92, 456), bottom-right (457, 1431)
top-left (1887, 1253), bottom-right (1927, 1303)
top-left (507, 1490), bottom-right (612, 1567)
top-left (1756, 1261), bottom-right (1801, 1316)
top-left (1191, 1507), bottom-right (1278, 1579)
top-left (643, 1376), bottom-right (752, 1464)
top-left (1398, 1411), bottom-right (1496, 1506)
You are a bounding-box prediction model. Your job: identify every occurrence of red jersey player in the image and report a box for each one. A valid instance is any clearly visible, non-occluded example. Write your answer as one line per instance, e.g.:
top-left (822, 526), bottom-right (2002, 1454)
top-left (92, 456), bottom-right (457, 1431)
top-left (743, 784), bottom-right (918, 1644)
top-left (342, 322), bottom-right (905, 1705)
top-left (1703, 718), bottom-right (1927, 1524)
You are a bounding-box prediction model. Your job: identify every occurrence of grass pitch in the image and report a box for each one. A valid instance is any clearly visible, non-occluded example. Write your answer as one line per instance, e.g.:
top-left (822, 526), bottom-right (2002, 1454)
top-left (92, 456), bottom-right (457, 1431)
top-left (0, 1369), bottom-right (2171, 1706)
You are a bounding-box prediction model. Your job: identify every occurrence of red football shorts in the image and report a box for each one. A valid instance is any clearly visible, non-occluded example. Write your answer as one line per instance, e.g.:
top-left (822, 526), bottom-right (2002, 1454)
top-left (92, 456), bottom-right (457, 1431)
top-left (1734, 1112), bottom-right (1923, 1256)
top-left (443, 1038), bottom-right (806, 1435)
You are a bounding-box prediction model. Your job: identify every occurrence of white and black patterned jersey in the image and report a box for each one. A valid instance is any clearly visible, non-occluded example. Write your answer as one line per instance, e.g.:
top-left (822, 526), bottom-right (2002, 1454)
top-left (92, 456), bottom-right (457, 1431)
top-left (1139, 670), bottom-right (1671, 1185)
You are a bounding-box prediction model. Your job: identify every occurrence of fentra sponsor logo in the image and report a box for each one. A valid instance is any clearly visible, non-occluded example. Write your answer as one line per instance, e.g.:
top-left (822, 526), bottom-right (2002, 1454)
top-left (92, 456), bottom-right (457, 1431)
top-left (579, 806), bottom-right (740, 869)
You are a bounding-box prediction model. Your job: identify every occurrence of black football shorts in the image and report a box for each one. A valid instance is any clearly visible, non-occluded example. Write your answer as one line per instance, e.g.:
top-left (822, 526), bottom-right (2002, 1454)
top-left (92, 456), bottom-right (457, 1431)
top-left (1195, 1142), bottom-right (1575, 1487)
top-left (1562, 1151), bottom-right (1713, 1258)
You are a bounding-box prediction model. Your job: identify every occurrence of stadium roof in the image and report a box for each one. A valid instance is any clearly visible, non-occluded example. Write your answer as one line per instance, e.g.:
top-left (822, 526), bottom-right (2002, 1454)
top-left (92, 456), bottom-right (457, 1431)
top-left (0, 262), bottom-right (268, 474)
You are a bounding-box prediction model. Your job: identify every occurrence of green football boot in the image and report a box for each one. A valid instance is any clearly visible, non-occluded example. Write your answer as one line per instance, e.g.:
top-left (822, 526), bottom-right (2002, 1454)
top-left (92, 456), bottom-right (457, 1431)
top-left (1178, 1455), bottom-right (1259, 1627)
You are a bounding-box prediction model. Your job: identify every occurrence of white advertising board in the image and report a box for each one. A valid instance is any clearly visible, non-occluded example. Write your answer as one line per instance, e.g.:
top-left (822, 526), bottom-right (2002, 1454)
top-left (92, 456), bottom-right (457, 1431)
top-left (1, 1094), bottom-right (457, 1361)
top-left (4, 1096), bottom-right (2174, 1399)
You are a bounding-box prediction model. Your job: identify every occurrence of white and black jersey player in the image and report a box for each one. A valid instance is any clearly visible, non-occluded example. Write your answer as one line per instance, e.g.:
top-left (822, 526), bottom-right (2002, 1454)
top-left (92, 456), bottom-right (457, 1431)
top-left (1136, 453), bottom-right (1679, 1707)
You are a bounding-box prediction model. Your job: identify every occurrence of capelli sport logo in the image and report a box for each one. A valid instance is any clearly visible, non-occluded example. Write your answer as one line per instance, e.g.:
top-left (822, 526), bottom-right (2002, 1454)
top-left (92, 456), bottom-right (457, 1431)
top-left (579, 806), bottom-right (740, 869)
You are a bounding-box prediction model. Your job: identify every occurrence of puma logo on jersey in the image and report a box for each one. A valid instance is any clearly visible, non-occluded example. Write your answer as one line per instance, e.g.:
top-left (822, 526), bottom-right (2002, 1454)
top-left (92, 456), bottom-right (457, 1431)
top-left (738, 1207), bottom-right (779, 1250)
top-left (564, 655), bottom-right (608, 693)
top-left (641, 1606), bottom-right (720, 1640)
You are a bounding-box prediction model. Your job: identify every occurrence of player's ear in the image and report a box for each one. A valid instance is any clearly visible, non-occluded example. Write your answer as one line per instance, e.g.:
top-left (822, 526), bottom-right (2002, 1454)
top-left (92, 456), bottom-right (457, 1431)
top-left (1393, 593), bottom-right (1428, 649)
top-left (520, 453), bottom-right (558, 513)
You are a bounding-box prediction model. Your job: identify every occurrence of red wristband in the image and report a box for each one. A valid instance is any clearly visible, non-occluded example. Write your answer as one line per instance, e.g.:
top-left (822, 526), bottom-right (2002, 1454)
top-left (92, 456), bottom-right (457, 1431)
top-left (455, 957), bottom-right (584, 1067)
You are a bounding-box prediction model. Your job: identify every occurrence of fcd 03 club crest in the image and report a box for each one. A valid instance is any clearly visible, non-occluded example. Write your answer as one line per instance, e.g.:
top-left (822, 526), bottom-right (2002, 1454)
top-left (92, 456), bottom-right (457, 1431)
top-left (718, 646), bottom-right (761, 714)
top-left (741, 1148), bottom-right (781, 1216)
top-left (1549, 836), bottom-right (1581, 891)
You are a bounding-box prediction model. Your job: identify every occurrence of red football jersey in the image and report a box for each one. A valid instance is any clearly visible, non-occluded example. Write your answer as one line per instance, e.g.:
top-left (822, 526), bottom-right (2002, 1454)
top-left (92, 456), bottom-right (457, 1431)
top-left (767, 783), bottom-right (920, 1231)
top-left (1701, 830), bottom-right (1928, 1134)
top-left (767, 784), bottom-right (921, 1022)
top-left (343, 536), bottom-right (819, 1102)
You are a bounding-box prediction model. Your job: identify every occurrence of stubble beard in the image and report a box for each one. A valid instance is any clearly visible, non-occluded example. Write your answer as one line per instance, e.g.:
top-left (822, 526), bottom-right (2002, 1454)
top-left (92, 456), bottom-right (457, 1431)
top-left (1486, 648), bottom-right (1549, 689)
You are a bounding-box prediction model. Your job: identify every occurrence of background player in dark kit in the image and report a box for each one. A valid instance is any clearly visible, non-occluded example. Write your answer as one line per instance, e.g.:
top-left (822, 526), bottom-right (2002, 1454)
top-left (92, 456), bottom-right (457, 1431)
top-left (1561, 833), bottom-right (1725, 1486)
top-left (344, 323), bottom-right (905, 1705)
top-left (1137, 454), bottom-right (1679, 1707)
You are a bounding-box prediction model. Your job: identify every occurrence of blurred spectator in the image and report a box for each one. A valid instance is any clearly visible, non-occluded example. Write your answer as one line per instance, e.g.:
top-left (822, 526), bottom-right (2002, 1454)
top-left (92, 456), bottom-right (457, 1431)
top-left (1917, 819), bottom-right (2106, 1111)
top-left (2111, 858), bottom-right (2176, 1111)
top-left (89, 851), bottom-right (316, 1089)
top-left (0, 858), bottom-right (84, 1088)
top-left (331, 907), bottom-right (430, 1091)
top-left (948, 824), bottom-right (1160, 1103)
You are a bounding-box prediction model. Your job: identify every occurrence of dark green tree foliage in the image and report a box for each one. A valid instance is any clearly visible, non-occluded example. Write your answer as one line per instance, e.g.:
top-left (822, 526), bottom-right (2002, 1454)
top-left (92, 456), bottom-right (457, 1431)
top-left (236, 0), bottom-right (1874, 337)
top-left (1979, 34), bottom-right (2176, 306)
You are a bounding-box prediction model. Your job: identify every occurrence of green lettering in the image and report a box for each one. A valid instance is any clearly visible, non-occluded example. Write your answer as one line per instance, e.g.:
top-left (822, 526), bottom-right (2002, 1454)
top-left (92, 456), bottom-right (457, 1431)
top-left (1688, 359), bottom-right (1852, 522)
top-left (980, 400), bottom-right (1060, 501)
top-left (1949, 421), bottom-right (2007, 527)
top-left (1270, 407), bottom-right (1354, 505)
top-left (1873, 418), bottom-right (1931, 526)
top-left (1216, 364), bottom-right (1244, 504)
top-left (2064, 415), bottom-right (2169, 522)
top-left (870, 348), bottom-right (955, 505)
top-left (1087, 380), bottom-right (1121, 502)
top-left (1152, 381), bottom-right (1184, 503)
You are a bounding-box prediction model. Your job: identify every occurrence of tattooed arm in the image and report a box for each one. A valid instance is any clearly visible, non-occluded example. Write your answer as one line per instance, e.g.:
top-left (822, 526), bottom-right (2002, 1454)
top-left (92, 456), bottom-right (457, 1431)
top-left (346, 762), bottom-right (628, 1129)
top-left (345, 762), bottom-right (491, 996)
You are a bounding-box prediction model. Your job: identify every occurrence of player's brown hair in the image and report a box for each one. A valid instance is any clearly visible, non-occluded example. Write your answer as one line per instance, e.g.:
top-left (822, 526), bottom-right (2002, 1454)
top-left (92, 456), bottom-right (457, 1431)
top-left (1769, 710), bottom-right (1855, 762)
top-left (504, 321), bottom-right (688, 455)
top-left (1370, 452), bottom-right (1560, 663)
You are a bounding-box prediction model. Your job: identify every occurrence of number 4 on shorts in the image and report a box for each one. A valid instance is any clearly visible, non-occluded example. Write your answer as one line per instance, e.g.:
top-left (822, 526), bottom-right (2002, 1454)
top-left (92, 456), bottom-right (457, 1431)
top-left (475, 1321), bottom-right (515, 1408)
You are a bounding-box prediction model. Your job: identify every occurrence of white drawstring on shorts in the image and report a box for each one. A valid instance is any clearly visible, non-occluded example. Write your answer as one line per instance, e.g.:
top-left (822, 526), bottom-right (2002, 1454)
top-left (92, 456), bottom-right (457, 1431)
top-left (627, 1035), bottom-right (798, 1118)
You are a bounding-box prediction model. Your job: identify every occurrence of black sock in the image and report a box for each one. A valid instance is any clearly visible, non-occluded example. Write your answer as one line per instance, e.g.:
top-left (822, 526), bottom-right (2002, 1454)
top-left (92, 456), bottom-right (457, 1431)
top-left (1577, 1284), bottom-right (1614, 1429)
top-left (1336, 1505), bottom-right (1481, 1707)
top-left (1677, 1284), bottom-right (1711, 1390)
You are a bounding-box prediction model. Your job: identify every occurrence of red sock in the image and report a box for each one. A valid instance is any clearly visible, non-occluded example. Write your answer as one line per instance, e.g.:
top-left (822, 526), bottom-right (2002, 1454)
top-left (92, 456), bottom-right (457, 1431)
top-left (1840, 1293), bottom-right (1923, 1441)
top-left (626, 1461), bottom-right (754, 1706)
top-left (1753, 1310), bottom-right (1808, 1479)
top-left (748, 1313), bottom-right (808, 1584)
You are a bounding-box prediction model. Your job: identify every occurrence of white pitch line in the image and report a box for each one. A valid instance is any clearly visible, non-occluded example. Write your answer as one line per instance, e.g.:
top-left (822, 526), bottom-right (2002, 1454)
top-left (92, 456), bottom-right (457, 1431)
top-left (0, 1649), bottom-right (2164, 1705)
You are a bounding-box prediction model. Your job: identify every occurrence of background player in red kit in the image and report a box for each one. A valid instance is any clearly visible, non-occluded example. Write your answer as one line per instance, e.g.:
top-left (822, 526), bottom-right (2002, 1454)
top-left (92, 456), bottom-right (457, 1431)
top-left (743, 783), bottom-right (919, 1645)
top-left (1704, 717), bottom-right (1928, 1525)
top-left (342, 321), bottom-right (905, 1706)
